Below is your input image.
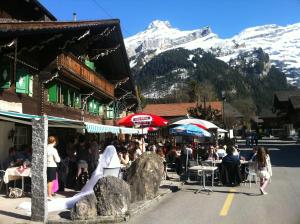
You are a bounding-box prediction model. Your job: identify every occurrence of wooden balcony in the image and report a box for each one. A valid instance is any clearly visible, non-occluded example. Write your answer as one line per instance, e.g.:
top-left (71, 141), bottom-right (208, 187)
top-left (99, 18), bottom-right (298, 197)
top-left (57, 53), bottom-right (114, 98)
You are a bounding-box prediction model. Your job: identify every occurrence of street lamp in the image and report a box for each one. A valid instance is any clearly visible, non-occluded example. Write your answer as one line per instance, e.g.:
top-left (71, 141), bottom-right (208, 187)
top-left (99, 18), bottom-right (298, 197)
top-left (221, 91), bottom-right (226, 129)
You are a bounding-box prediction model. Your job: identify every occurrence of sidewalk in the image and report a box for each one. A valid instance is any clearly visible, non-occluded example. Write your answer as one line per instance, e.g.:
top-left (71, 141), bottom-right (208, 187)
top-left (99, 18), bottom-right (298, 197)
top-left (0, 173), bottom-right (182, 224)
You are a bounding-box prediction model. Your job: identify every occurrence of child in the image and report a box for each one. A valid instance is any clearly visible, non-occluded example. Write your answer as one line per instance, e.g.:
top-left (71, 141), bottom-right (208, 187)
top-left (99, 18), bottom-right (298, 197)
top-left (255, 147), bottom-right (271, 195)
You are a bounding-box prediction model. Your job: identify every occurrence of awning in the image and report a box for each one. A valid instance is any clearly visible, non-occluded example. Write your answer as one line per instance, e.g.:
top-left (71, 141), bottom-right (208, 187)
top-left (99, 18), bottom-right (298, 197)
top-left (0, 110), bottom-right (145, 134)
top-left (0, 110), bottom-right (84, 128)
top-left (0, 110), bottom-right (39, 125)
top-left (85, 122), bottom-right (145, 135)
top-left (85, 122), bottom-right (120, 134)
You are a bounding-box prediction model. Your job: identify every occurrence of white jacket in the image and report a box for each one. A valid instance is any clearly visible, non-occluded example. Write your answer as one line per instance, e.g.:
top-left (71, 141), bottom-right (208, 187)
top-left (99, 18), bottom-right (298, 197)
top-left (47, 143), bottom-right (61, 167)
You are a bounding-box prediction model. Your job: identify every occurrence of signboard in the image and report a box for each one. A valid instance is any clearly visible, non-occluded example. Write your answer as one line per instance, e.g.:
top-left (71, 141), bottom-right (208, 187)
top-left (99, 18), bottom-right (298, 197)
top-left (131, 114), bottom-right (152, 126)
top-left (0, 100), bottom-right (22, 113)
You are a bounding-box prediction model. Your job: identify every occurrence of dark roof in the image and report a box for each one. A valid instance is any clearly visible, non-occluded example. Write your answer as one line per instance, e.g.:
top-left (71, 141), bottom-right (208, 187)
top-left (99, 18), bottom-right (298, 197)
top-left (289, 96), bottom-right (300, 110)
top-left (224, 102), bottom-right (243, 118)
top-left (274, 90), bottom-right (300, 102)
top-left (0, 0), bottom-right (57, 21)
top-left (251, 116), bottom-right (263, 123)
top-left (259, 109), bottom-right (278, 118)
top-left (143, 102), bottom-right (222, 117)
top-left (0, 20), bottom-right (120, 33)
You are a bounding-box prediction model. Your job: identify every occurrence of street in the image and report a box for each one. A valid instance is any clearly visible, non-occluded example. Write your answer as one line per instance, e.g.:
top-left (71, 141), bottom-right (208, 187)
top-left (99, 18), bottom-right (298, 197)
top-left (128, 144), bottom-right (300, 224)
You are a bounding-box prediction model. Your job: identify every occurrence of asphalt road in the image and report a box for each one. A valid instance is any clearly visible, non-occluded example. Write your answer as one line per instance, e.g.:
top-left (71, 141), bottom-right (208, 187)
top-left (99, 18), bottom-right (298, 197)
top-left (128, 144), bottom-right (300, 224)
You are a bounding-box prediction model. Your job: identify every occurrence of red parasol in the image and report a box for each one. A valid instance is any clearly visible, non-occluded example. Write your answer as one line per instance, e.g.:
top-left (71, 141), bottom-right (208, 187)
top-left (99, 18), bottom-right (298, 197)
top-left (117, 112), bottom-right (168, 127)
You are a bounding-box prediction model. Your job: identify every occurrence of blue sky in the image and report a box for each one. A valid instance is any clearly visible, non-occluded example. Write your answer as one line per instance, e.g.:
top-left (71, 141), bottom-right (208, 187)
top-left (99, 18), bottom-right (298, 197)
top-left (40, 0), bottom-right (300, 38)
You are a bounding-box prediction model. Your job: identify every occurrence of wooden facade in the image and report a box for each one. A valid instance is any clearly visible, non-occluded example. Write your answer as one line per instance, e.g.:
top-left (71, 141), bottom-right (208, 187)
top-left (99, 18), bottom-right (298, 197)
top-left (57, 53), bottom-right (114, 98)
top-left (0, 12), bottom-right (138, 124)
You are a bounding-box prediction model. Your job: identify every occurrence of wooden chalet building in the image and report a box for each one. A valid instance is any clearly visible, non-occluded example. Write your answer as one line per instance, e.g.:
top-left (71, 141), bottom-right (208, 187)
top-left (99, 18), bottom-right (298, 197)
top-left (272, 90), bottom-right (300, 132)
top-left (143, 101), bottom-right (243, 128)
top-left (0, 1), bottom-right (138, 159)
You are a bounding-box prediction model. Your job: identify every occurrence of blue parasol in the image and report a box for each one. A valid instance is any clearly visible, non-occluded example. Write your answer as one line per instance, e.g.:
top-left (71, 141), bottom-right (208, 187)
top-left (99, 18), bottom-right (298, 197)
top-left (170, 124), bottom-right (211, 137)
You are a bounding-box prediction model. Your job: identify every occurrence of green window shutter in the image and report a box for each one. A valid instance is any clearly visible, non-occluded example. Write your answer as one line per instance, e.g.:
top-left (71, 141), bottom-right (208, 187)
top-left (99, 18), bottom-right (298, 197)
top-left (99, 105), bottom-right (104, 115)
top-left (94, 100), bottom-right (100, 114)
top-left (88, 99), bottom-right (94, 113)
top-left (84, 60), bottom-right (95, 71)
top-left (74, 92), bottom-right (81, 109)
top-left (69, 90), bottom-right (74, 107)
top-left (16, 69), bottom-right (29, 94)
top-left (62, 86), bottom-right (71, 106)
top-left (0, 66), bottom-right (11, 89)
top-left (28, 75), bottom-right (33, 97)
top-left (110, 106), bottom-right (114, 119)
top-left (48, 83), bottom-right (58, 103)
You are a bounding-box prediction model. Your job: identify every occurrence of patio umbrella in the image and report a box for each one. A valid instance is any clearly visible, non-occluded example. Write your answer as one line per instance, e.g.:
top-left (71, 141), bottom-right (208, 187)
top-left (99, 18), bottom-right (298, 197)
top-left (170, 124), bottom-right (211, 137)
top-left (117, 112), bottom-right (168, 127)
top-left (172, 118), bottom-right (219, 129)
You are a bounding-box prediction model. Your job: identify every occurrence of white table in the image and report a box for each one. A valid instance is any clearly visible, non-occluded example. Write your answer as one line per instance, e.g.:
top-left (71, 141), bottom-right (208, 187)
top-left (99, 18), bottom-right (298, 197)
top-left (189, 166), bottom-right (218, 193)
top-left (205, 160), bottom-right (249, 166)
top-left (4, 167), bottom-right (31, 191)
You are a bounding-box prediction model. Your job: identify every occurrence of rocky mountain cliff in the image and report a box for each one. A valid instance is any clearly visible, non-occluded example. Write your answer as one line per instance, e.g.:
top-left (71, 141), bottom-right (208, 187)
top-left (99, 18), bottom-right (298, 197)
top-left (125, 20), bottom-right (300, 86)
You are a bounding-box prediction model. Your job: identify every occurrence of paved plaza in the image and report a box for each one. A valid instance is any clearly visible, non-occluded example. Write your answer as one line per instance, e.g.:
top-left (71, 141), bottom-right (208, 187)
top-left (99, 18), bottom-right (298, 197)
top-left (128, 144), bottom-right (300, 224)
top-left (1, 144), bottom-right (300, 224)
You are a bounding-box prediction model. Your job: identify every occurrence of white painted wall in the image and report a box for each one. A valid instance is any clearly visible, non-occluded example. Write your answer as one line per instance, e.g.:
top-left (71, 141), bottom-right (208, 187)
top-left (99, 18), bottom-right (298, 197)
top-left (0, 121), bottom-right (15, 167)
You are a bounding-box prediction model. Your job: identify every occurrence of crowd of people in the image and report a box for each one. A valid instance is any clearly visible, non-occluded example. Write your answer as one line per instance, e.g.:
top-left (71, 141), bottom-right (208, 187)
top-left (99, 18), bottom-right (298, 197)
top-left (3, 133), bottom-right (273, 198)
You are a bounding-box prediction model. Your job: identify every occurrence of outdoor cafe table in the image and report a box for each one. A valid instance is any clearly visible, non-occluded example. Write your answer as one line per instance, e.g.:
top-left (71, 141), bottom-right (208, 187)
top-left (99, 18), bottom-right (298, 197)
top-left (208, 160), bottom-right (249, 165)
top-left (189, 165), bottom-right (218, 194)
top-left (4, 167), bottom-right (31, 191)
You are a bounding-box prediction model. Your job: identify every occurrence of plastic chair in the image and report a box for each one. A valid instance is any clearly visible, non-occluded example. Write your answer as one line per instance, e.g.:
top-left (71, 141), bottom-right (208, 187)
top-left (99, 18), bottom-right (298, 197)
top-left (244, 163), bottom-right (257, 188)
top-left (103, 167), bottom-right (121, 178)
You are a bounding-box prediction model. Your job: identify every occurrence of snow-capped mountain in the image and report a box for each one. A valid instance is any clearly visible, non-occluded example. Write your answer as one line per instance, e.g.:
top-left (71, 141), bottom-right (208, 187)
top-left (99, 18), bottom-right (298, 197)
top-left (125, 20), bottom-right (300, 86)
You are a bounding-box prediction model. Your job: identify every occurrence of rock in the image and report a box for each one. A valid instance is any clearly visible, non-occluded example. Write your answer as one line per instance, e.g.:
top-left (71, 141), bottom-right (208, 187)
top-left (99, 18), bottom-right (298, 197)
top-left (126, 153), bottom-right (164, 202)
top-left (93, 176), bottom-right (131, 217)
top-left (70, 193), bottom-right (97, 220)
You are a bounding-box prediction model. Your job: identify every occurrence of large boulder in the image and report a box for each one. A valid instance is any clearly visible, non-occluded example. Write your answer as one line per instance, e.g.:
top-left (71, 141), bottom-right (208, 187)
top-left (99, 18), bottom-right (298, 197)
top-left (126, 153), bottom-right (164, 202)
top-left (70, 193), bottom-right (97, 220)
top-left (93, 176), bottom-right (131, 217)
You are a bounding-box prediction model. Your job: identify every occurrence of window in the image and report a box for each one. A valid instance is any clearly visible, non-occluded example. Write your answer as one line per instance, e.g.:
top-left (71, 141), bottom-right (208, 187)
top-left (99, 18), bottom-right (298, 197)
top-left (0, 65), bottom-right (11, 89)
top-left (88, 98), bottom-right (99, 114)
top-left (16, 68), bottom-right (33, 95)
top-left (14, 126), bottom-right (29, 150)
top-left (74, 91), bottom-right (81, 109)
top-left (106, 106), bottom-right (114, 119)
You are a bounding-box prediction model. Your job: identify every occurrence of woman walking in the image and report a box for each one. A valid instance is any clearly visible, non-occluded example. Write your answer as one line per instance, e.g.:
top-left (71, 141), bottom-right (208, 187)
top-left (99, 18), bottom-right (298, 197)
top-left (256, 147), bottom-right (271, 195)
top-left (47, 136), bottom-right (61, 200)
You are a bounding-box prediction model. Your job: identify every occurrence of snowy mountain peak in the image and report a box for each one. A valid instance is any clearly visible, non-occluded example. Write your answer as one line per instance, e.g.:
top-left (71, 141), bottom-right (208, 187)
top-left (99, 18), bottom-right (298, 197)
top-left (147, 20), bottom-right (172, 30)
top-left (125, 20), bottom-right (215, 58)
top-left (125, 21), bottom-right (300, 86)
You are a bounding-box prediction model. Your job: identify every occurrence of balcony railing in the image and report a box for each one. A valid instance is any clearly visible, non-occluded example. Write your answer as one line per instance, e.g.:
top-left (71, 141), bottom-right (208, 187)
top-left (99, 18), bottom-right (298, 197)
top-left (57, 53), bottom-right (114, 98)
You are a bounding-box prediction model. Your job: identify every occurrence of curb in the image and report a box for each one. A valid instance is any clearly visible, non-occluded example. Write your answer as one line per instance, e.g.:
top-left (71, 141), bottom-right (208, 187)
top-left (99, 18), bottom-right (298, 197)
top-left (46, 181), bottom-right (179, 224)
top-left (129, 189), bottom-right (171, 217)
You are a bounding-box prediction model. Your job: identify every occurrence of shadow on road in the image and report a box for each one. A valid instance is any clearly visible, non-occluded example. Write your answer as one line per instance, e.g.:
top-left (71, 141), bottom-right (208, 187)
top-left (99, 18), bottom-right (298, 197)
top-left (182, 188), bottom-right (262, 196)
top-left (0, 209), bottom-right (30, 221)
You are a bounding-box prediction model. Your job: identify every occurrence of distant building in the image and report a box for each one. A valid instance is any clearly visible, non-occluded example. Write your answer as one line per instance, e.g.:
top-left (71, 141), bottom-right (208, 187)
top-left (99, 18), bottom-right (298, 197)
top-left (143, 101), bottom-right (243, 128)
top-left (270, 91), bottom-right (300, 136)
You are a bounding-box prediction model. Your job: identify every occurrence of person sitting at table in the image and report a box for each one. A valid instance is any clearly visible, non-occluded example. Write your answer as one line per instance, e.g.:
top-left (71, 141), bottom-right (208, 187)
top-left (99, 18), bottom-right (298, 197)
top-left (47, 136), bottom-right (61, 200)
top-left (221, 146), bottom-right (241, 186)
top-left (5, 147), bottom-right (17, 168)
top-left (207, 146), bottom-right (219, 161)
top-left (118, 146), bottom-right (130, 166)
top-left (166, 146), bottom-right (182, 174)
top-left (216, 145), bottom-right (226, 159)
top-left (248, 146), bottom-right (257, 161)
